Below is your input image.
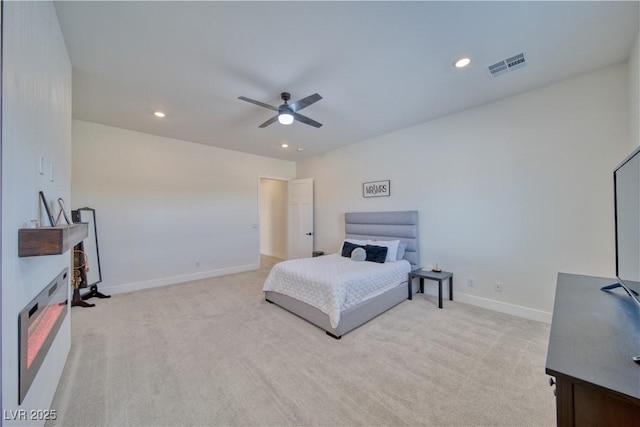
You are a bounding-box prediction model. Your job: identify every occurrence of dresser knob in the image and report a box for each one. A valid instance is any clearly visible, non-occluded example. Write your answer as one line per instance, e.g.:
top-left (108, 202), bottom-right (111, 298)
top-left (549, 377), bottom-right (556, 387)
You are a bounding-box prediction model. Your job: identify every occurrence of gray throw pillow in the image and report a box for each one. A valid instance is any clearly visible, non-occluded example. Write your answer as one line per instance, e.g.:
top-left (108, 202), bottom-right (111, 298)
top-left (351, 247), bottom-right (366, 262)
top-left (396, 241), bottom-right (408, 260)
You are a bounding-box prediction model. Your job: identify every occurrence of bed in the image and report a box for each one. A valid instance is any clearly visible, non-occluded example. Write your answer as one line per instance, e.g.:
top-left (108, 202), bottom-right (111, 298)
top-left (263, 211), bottom-right (420, 338)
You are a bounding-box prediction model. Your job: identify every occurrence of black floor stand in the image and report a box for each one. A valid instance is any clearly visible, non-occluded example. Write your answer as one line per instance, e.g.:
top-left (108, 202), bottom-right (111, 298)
top-left (71, 288), bottom-right (95, 307)
top-left (81, 284), bottom-right (111, 301)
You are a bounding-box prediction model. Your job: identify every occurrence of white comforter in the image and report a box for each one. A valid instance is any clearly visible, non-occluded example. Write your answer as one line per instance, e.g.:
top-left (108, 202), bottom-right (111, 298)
top-left (262, 254), bottom-right (411, 328)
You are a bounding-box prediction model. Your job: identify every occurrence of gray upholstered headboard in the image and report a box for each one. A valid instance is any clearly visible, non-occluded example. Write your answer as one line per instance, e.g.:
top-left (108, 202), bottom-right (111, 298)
top-left (345, 211), bottom-right (420, 269)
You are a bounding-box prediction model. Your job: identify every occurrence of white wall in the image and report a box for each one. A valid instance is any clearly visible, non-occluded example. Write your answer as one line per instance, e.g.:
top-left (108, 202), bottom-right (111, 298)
top-left (297, 64), bottom-right (630, 321)
top-left (72, 121), bottom-right (295, 294)
top-left (259, 179), bottom-right (288, 259)
top-left (629, 30), bottom-right (639, 148)
top-left (2, 1), bottom-right (72, 423)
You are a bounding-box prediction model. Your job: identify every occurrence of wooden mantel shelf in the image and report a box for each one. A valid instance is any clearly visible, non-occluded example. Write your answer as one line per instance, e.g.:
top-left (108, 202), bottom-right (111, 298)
top-left (18, 223), bottom-right (88, 257)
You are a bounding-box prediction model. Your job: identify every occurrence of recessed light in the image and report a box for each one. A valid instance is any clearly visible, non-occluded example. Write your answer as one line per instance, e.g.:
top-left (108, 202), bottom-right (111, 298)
top-left (153, 111), bottom-right (166, 118)
top-left (453, 57), bottom-right (471, 69)
top-left (281, 143), bottom-right (289, 148)
top-left (297, 148), bottom-right (304, 152)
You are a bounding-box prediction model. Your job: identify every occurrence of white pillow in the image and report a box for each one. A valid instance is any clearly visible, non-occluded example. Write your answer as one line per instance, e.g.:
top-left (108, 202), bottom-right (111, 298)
top-left (350, 247), bottom-right (366, 262)
top-left (367, 239), bottom-right (400, 263)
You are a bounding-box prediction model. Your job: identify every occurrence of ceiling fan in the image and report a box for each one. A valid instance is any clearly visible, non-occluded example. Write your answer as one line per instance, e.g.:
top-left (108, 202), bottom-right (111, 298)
top-left (238, 92), bottom-right (323, 128)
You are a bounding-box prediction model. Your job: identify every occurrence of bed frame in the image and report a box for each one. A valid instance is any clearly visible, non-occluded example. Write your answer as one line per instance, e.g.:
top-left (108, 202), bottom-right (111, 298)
top-left (265, 210), bottom-right (420, 339)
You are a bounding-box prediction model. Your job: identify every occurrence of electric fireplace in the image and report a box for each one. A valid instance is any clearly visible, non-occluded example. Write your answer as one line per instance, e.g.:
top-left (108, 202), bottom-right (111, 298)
top-left (18, 268), bottom-right (69, 404)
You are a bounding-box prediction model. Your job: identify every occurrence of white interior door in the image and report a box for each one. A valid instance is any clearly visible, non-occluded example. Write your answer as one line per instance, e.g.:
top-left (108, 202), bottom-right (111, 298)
top-left (288, 178), bottom-right (314, 259)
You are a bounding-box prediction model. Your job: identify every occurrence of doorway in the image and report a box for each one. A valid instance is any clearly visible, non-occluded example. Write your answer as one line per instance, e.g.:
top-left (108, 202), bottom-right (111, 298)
top-left (259, 178), bottom-right (288, 261)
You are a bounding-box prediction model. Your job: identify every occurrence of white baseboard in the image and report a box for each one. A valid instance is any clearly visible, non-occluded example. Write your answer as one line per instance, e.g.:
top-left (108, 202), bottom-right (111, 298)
top-left (103, 263), bottom-right (260, 296)
top-left (453, 292), bottom-right (552, 323)
top-left (261, 251), bottom-right (287, 260)
top-left (421, 288), bottom-right (551, 323)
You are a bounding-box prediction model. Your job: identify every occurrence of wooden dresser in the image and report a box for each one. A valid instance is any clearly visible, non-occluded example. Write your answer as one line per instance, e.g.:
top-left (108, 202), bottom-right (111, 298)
top-left (546, 273), bottom-right (640, 426)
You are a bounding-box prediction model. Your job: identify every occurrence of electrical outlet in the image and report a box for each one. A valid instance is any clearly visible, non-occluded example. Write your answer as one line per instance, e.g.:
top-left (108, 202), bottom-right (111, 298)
top-left (195, 260), bottom-right (200, 267)
top-left (467, 277), bottom-right (474, 287)
top-left (494, 282), bottom-right (503, 292)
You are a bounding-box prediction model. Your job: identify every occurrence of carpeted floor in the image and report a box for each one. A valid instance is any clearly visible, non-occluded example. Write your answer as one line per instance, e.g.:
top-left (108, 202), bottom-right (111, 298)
top-left (48, 256), bottom-right (555, 426)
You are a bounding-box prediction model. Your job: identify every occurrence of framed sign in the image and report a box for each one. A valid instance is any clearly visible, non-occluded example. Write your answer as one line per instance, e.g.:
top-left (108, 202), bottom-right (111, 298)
top-left (363, 180), bottom-right (390, 198)
top-left (39, 191), bottom-right (55, 226)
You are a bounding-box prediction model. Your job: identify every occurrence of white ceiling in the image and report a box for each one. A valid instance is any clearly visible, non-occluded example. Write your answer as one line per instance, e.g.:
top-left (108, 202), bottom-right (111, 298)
top-left (54, 1), bottom-right (639, 161)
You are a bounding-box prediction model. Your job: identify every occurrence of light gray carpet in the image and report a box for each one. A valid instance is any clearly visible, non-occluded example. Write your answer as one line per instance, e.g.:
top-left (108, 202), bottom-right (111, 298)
top-left (48, 256), bottom-right (555, 426)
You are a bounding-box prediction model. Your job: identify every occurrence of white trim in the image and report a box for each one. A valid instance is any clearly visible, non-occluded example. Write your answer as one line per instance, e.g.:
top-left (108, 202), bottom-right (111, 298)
top-left (453, 292), bottom-right (552, 323)
top-left (421, 288), bottom-right (552, 323)
top-left (103, 263), bottom-right (259, 296)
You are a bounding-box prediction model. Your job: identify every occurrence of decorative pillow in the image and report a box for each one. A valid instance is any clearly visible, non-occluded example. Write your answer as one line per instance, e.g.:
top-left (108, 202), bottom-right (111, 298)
top-left (341, 241), bottom-right (365, 257)
top-left (345, 238), bottom-right (368, 245)
top-left (368, 239), bottom-right (400, 262)
top-left (350, 247), bottom-right (366, 262)
top-left (365, 245), bottom-right (388, 263)
top-left (396, 241), bottom-right (408, 260)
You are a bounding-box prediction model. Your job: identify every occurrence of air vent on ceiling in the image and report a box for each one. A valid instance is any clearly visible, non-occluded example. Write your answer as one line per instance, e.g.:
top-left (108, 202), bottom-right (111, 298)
top-left (487, 52), bottom-right (526, 78)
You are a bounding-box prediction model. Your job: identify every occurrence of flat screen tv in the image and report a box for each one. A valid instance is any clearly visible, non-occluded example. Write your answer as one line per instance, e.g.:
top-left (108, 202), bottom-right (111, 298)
top-left (605, 145), bottom-right (640, 311)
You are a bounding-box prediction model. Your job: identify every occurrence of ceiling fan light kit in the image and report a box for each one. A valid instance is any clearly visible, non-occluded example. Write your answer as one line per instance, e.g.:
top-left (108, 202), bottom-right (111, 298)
top-left (239, 91), bottom-right (323, 128)
top-left (278, 112), bottom-right (294, 125)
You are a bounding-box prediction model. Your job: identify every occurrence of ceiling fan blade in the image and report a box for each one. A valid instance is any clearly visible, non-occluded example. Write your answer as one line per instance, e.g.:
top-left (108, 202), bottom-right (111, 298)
top-left (258, 115), bottom-right (279, 128)
top-left (238, 96), bottom-right (278, 111)
top-left (289, 93), bottom-right (322, 113)
top-left (293, 112), bottom-right (322, 128)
